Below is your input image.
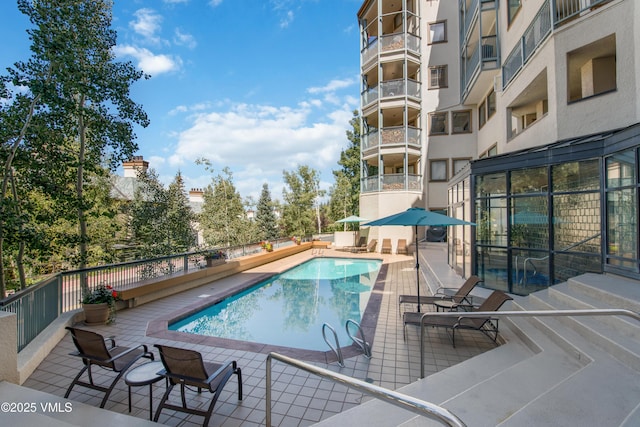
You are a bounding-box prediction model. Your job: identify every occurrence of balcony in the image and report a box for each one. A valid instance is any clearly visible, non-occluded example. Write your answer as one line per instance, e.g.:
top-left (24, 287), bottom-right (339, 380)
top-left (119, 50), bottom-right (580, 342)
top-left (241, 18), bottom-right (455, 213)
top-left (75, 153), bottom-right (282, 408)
top-left (361, 174), bottom-right (422, 193)
top-left (501, 0), bottom-right (611, 90)
top-left (363, 126), bottom-right (421, 157)
top-left (380, 79), bottom-right (421, 99)
top-left (362, 32), bottom-right (420, 66)
top-left (361, 86), bottom-right (379, 108)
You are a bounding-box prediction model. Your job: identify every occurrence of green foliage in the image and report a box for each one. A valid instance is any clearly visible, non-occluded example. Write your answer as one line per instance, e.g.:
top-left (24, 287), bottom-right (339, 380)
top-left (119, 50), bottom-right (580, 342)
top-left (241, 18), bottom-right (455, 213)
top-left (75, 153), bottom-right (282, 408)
top-left (256, 183), bottom-right (279, 240)
top-left (199, 166), bottom-right (251, 247)
top-left (281, 165), bottom-right (324, 236)
top-left (328, 110), bottom-right (361, 227)
top-left (0, 0), bottom-right (149, 295)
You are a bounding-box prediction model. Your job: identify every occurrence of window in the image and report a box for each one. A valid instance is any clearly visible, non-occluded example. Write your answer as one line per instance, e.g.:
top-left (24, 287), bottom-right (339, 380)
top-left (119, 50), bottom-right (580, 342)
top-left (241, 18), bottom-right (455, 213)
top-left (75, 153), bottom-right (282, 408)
top-left (479, 101), bottom-right (487, 128)
top-left (452, 110), bottom-right (472, 134)
top-left (429, 65), bottom-right (448, 89)
top-left (508, 0), bottom-right (522, 25)
top-left (430, 159), bottom-right (448, 182)
top-left (453, 158), bottom-right (471, 175)
top-left (429, 112), bottom-right (448, 135)
top-left (428, 21), bottom-right (446, 44)
top-left (487, 90), bottom-right (496, 118)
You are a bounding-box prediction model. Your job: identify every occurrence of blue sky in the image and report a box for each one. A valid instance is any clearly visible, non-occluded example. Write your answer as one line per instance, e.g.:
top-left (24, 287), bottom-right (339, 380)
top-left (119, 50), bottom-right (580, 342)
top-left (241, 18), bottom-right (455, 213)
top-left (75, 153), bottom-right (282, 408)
top-left (0, 0), bottom-right (362, 204)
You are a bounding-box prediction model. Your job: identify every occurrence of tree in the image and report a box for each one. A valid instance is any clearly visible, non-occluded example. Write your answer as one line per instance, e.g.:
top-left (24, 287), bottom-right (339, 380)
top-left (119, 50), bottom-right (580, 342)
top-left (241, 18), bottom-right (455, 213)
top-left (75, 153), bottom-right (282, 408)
top-left (128, 169), bottom-right (170, 257)
top-left (0, 0), bottom-right (149, 296)
top-left (166, 172), bottom-right (197, 252)
top-left (200, 166), bottom-right (248, 247)
top-left (256, 183), bottom-right (279, 240)
top-left (328, 110), bottom-right (361, 227)
top-left (281, 165), bottom-right (324, 237)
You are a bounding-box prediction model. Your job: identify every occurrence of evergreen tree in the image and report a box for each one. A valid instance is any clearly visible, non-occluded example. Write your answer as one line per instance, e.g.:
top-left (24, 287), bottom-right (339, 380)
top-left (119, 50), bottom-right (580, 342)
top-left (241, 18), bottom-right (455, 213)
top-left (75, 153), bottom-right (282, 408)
top-left (256, 183), bottom-right (278, 240)
top-left (128, 169), bottom-right (169, 257)
top-left (166, 172), bottom-right (197, 252)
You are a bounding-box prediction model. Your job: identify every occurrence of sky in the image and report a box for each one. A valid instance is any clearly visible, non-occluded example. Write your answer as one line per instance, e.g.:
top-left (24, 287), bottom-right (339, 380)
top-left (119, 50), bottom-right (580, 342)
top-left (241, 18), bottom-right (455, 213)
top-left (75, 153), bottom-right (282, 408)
top-left (0, 0), bottom-right (362, 204)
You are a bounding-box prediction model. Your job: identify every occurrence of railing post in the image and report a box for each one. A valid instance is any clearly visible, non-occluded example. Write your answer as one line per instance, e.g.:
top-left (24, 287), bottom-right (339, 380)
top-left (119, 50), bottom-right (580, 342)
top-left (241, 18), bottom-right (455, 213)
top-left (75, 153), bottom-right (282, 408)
top-left (266, 353), bottom-right (273, 427)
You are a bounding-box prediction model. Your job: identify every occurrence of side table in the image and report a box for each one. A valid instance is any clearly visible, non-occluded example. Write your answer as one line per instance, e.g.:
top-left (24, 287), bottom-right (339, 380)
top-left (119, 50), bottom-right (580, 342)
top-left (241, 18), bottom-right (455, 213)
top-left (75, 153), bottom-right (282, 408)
top-left (434, 299), bottom-right (459, 312)
top-left (124, 361), bottom-right (165, 420)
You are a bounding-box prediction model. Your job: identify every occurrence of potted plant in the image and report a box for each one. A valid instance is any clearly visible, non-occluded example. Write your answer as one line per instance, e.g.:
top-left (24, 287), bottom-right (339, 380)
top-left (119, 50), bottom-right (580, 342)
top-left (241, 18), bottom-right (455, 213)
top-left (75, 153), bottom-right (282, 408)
top-left (82, 284), bottom-right (120, 325)
top-left (205, 249), bottom-right (227, 267)
top-left (291, 236), bottom-right (301, 245)
top-left (261, 241), bottom-right (273, 252)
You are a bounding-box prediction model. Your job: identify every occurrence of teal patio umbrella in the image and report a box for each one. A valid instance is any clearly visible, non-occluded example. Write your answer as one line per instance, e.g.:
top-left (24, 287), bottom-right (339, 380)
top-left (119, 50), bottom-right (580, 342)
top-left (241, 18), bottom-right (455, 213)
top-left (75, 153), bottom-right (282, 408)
top-left (364, 208), bottom-right (475, 312)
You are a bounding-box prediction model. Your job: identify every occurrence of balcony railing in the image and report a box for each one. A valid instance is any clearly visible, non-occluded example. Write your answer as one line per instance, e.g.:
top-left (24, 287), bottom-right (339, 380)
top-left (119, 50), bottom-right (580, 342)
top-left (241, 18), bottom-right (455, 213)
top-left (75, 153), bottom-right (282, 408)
top-left (461, 0), bottom-right (480, 40)
top-left (501, 0), bottom-right (609, 89)
top-left (380, 32), bottom-right (420, 54)
top-left (380, 79), bottom-right (421, 99)
top-left (381, 126), bottom-right (421, 148)
top-left (362, 37), bottom-right (378, 65)
top-left (362, 129), bottom-right (379, 152)
top-left (361, 174), bottom-right (422, 193)
top-left (361, 86), bottom-right (379, 107)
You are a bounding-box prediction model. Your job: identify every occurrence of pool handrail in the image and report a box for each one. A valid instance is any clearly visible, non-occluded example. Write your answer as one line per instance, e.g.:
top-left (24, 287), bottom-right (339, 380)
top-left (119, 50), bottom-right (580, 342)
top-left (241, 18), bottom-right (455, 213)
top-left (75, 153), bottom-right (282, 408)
top-left (346, 319), bottom-right (372, 358)
top-left (417, 308), bottom-right (640, 378)
top-left (322, 323), bottom-right (344, 367)
top-left (265, 352), bottom-right (466, 427)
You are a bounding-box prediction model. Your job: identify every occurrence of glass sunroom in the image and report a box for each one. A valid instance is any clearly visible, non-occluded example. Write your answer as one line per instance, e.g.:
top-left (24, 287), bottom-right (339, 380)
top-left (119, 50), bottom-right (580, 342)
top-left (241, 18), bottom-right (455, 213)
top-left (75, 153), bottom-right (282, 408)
top-left (449, 123), bottom-right (640, 295)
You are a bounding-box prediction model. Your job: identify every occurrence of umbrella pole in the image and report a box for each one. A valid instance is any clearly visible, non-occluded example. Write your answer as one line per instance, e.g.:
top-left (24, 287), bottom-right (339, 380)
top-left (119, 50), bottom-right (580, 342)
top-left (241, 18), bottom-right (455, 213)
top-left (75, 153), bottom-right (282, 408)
top-left (415, 225), bottom-right (420, 312)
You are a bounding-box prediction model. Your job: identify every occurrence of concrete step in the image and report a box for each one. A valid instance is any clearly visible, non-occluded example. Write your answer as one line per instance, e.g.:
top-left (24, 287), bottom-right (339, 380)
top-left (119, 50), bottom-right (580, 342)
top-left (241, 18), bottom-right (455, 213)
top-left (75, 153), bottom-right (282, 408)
top-left (522, 285), bottom-right (640, 371)
top-left (567, 273), bottom-right (640, 313)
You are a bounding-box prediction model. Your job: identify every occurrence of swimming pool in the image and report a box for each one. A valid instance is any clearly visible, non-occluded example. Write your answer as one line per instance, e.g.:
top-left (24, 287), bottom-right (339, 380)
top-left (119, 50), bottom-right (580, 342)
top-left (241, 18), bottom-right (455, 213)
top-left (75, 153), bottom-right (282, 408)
top-left (169, 257), bottom-right (382, 351)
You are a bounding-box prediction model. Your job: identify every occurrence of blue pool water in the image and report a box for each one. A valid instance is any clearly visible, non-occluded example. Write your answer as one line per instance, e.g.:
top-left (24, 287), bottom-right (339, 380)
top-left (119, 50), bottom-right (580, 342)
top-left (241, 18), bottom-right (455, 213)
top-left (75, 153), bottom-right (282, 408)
top-left (170, 257), bottom-right (382, 351)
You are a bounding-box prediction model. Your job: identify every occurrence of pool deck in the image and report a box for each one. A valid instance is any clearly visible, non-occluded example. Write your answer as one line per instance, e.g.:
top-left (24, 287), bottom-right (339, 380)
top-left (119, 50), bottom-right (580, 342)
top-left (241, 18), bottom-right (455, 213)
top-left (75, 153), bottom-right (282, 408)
top-left (21, 243), bottom-right (496, 426)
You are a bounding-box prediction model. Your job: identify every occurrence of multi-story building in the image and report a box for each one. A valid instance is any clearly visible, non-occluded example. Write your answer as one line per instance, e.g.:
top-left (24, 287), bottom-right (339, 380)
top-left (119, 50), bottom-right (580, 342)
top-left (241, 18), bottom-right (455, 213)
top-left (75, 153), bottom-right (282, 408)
top-left (358, 0), bottom-right (640, 294)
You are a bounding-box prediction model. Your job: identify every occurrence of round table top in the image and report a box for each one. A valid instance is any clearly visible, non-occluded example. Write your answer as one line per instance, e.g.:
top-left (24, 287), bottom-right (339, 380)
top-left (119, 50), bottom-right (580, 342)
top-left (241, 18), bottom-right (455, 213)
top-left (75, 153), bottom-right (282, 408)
top-left (125, 361), bottom-right (164, 386)
top-left (434, 299), bottom-right (458, 309)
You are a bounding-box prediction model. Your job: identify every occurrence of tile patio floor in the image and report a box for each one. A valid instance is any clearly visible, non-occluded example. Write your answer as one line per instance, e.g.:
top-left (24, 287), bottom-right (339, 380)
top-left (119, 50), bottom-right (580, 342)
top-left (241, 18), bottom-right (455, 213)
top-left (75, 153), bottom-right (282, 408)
top-left (23, 243), bottom-right (496, 426)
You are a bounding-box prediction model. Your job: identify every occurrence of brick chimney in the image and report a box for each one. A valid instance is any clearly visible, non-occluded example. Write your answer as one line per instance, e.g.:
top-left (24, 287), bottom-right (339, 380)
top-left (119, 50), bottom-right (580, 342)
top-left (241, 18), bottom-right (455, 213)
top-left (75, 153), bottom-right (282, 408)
top-left (122, 156), bottom-right (149, 177)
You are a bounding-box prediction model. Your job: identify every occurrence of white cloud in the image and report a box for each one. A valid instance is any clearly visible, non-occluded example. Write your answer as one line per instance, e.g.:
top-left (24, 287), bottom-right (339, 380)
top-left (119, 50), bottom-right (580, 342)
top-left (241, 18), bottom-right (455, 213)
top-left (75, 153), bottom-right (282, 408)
top-left (280, 11), bottom-right (294, 28)
top-left (208, 0), bottom-right (223, 7)
top-left (174, 28), bottom-right (197, 49)
top-left (130, 9), bottom-right (163, 44)
top-left (170, 102), bottom-right (351, 190)
top-left (308, 78), bottom-right (355, 94)
top-left (164, 0), bottom-right (189, 3)
top-left (114, 45), bottom-right (182, 75)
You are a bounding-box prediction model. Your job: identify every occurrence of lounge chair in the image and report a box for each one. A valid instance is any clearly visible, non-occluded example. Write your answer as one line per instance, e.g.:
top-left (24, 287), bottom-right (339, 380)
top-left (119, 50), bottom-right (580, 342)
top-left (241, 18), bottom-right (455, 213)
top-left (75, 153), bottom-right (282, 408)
top-left (366, 239), bottom-right (378, 252)
top-left (398, 275), bottom-right (482, 316)
top-left (64, 327), bottom-right (154, 408)
top-left (403, 290), bottom-right (513, 347)
top-left (352, 236), bottom-right (368, 252)
top-left (153, 344), bottom-right (243, 426)
top-left (397, 239), bottom-right (408, 254)
top-left (381, 238), bottom-right (392, 254)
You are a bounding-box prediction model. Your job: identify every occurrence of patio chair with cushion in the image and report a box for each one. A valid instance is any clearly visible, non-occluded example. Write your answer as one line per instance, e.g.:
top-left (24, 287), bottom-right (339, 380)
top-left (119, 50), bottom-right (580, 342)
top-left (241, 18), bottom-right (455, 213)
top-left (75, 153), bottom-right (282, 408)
top-left (381, 238), bottom-right (392, 254)
top-left (367, 239), bottom-right (378, 252)
top-left (398, 275), bottom-right (482, 315)
top-left (64, 327), bottom-right (154, 408)
top-left (397, 239), bottom-right (408, 254)
top-left (403, 290), bottom-right (513, 347)
top-left (153, 344), bottom-right (243, 426)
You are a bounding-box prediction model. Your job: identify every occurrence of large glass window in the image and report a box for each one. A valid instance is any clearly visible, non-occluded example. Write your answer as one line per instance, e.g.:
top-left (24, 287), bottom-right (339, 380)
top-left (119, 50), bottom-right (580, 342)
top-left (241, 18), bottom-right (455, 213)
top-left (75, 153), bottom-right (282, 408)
top-left (606, 151), bottom-right (635, 188)
top-left (607, 188), bottom-right (637, 265)
top-left (452, 110), bottom-right (472, 134)
top-left (553, 160), bottom-right (600, 192)
top-left (511, 167), bottom-right (548, 193)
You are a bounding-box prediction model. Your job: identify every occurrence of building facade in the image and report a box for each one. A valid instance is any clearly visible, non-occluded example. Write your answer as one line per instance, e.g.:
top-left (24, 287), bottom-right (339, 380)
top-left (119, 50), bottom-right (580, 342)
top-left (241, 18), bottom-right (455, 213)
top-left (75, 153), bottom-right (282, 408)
top-left (358, 0), bottom-right (640, 294)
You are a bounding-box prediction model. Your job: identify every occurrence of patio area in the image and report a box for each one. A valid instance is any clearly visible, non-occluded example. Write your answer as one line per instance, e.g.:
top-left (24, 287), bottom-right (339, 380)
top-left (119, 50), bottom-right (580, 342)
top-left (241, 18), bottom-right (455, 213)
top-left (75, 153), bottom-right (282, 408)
top-left (21, 243), bottom-right (496, 426)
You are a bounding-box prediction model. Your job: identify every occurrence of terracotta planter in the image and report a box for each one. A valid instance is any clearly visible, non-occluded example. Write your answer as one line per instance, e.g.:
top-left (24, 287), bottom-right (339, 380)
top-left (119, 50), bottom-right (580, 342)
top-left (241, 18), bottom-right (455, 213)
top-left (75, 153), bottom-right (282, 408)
top-left (83, 303), bottom-right (110, 325)
top-left (206, 258), bottom-right (225, 268)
